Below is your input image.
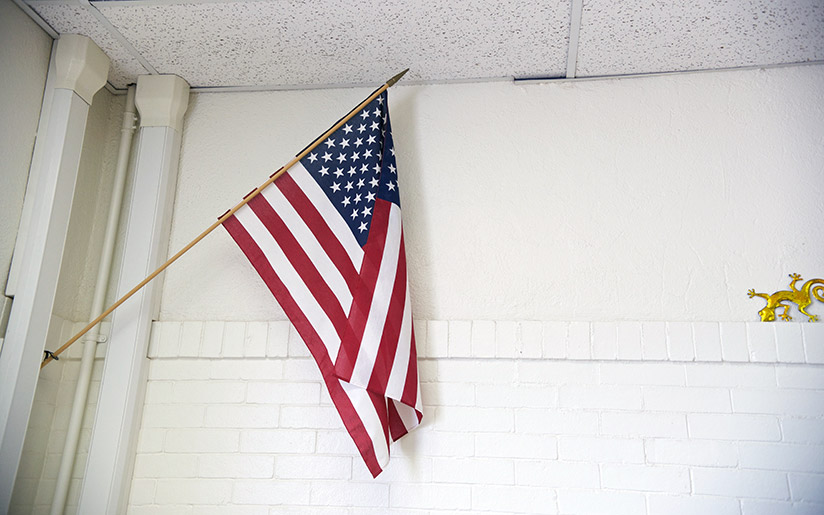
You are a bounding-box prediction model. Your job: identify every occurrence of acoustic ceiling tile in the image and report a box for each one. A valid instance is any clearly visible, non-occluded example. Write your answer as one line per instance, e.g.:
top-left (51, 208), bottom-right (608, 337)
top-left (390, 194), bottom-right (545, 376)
top-left (96, 0), bottom-right (571, 88)
top-left (576, 0), bottom-right (824, 77)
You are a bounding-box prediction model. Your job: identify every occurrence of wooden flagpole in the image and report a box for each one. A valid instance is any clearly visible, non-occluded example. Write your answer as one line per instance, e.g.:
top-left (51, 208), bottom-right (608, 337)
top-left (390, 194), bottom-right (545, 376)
top-left (41, 68), bottom-right (409, 368)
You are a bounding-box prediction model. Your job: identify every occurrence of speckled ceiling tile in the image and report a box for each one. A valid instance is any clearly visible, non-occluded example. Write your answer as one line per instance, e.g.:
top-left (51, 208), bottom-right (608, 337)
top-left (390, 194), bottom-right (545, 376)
top-left (96, 0), bottom-right (570, 88)
top-left (576, 0), bottom-right (824, 77)
top-left (27, 1), bottom-right (149, 88)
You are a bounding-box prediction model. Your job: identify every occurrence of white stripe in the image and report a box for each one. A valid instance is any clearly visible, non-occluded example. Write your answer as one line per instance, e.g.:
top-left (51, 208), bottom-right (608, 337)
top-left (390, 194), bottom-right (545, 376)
top-left (260, 183), bottom-right (353, 310)
top-left (235, 205), bottom-right (341, 359)
top-left (392, 400), bottom-right (420, 435)
top-left (384, 283), bottom-right (412, 401)
top-left (349, 204), bottom-right (402, 388)
top-left (288, 164), bottom-right (363, 269)
top-left (341, 381), bottom-right (389, 468)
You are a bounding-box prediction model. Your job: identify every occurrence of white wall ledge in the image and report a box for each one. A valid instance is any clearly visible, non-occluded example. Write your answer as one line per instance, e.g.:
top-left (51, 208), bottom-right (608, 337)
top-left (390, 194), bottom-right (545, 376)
top-left (145, 320), bottom-right (823, 366)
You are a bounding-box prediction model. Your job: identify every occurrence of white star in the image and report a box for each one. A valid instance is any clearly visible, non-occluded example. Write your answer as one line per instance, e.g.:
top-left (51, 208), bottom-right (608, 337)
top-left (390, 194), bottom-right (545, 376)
top-left (363, 149), bottom-right (373, 159)
top-left (354, 193), bottom-right (362, 204)
top-left (345, 181), bottom-right (353, 191)
top-left (390, 147), bottom-right (395, 156)
top-left (369, 177), bottom-right (379, 188)
top-left (366, 191), bottom-right (376, 202)
top-left (357, 124), bottom-right (366, 133)
top-left (319, 166), bottom-right (329, 176)
top-left (325, 139), bottom-right (336, 148)
top-left (337, 153), bottom-right (346, 163)
top-left (367, 135), bottom-right (376, 144)
top-left (322, 152), bottom-right (332, 162)
top-left (340, 138), bottom-right (350, 148)
top-left (373, 108), bottom-right (381, 117)
top-left (308, 152), bottom-right (318, 163)
top-left (343, 124), bottom-right (353, 134)
top-left (347, 166), bottom-right (357, 176)
top-left (350, 152), bottom-right (359, 161)
top-left (351, 209), bottom-right (359, 220)
top-left (358, 222), bottom-right (368, 232)
top-left (357, 178), bottom-right (365, 188)
top-left (354, 137), bottom-right (363, 147)
top-left (388, 164), bottom-right (396, 174)
top-left (362, 206), bottom-right (372, 217)
top-left (377, 96), bottom-right (384, 105)
top-left (360, 110), bottom-right (370, 120)
top-left (387, 181), bottom-right (396, 191)
top-left (360, 163), bottom-right (369, 173)
top-left (342, 196), bottom-right (351, 206)
top-left (370, 121), bottom-right (380, 131)
top-left (334, 168), bottom-right (344, 178)
top-left (373, 164), bottom-right (381, 174)
top-left (331, 182), bottom-right (341, 192)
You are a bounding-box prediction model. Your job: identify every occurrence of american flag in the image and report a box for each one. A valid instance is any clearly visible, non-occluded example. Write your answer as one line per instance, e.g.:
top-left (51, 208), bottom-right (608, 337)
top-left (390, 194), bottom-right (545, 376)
top-left (222, 91), bottom-right (422, 476)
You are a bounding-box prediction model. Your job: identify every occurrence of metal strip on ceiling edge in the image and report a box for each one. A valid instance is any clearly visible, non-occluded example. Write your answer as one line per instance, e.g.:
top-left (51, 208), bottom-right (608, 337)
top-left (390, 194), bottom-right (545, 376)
top-left (565, 0), bottom-right (584, 79)
top-left (79, 0), bottom-right (158, 75)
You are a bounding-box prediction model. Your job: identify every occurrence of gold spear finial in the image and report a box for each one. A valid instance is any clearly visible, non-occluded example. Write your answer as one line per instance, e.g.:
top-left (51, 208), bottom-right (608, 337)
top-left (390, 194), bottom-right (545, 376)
top-left (386, 68), bottom-right (410, 87)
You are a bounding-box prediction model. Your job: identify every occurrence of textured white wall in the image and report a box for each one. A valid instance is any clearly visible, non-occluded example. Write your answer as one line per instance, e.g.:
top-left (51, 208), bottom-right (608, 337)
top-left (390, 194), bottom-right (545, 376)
top-left (160, 64), bottom-right (824, 323)
top-left (0, 0), bottom-right (52, 293)
top-left (129, 65), bottom-right (824, 514)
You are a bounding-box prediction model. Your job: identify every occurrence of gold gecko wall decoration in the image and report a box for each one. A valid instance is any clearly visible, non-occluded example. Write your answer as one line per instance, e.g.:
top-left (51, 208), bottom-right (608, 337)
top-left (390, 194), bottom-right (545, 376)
top-left (748, 273), bottom-right (824, 322)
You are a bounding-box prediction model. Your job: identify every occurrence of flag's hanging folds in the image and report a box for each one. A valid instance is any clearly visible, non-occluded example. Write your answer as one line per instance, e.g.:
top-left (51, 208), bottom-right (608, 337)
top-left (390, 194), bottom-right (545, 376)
top-left (222, 91), bottom-right (422, 477)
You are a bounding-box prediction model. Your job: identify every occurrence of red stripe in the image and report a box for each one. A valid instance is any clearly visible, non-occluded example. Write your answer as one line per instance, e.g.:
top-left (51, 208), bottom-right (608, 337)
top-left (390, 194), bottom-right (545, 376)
top-left (401, 324), bottom-right (419, 409)
top-left (223, 215), bottom-right (383, 477)
top-left (334, 199), bottom-right (391, 381)
top-left (367, 234), bottom-right (407, 394)
top-left (247, 195), bottom-right (348, 338)
top-left (276, 173), bottom-right (361, 293)
top-left (387, 400), bottom-right (409, 442)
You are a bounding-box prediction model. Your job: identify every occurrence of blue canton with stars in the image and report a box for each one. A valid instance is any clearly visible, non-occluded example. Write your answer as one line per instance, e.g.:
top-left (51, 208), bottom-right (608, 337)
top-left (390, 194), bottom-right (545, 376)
top-left (298, 91), bottom-right (400, 248)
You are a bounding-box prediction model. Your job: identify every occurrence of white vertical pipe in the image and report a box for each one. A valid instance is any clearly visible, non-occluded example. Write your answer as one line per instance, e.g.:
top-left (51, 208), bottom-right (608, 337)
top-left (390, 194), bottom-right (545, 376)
top-left (50, 85), bottom-right (137, 515)
top-left (78, 74), bottom-right (189, 514)
top-left (0, 89), bottom-right (89, 511)
top-left (0, 35), bottom-right (108, 511)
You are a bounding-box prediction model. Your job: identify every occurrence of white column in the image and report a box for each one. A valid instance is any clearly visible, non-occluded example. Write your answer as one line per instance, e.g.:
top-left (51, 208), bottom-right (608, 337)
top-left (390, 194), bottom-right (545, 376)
top-left (78, 74), bottom-right (189, 514)
top-left (0, 34), bottom-right (108, 511)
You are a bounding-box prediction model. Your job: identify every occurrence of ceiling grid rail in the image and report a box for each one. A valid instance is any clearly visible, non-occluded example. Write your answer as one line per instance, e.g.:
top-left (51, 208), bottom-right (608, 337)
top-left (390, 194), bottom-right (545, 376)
top-left (565, 0), bottom-right (584, 79)
top-left (79, 0), bottom-right (158, 76)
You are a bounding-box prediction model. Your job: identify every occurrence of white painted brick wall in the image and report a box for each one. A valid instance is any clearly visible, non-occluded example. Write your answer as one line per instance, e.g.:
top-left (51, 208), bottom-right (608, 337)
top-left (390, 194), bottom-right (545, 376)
top-left (127, 320), bottom-right (824, 514)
